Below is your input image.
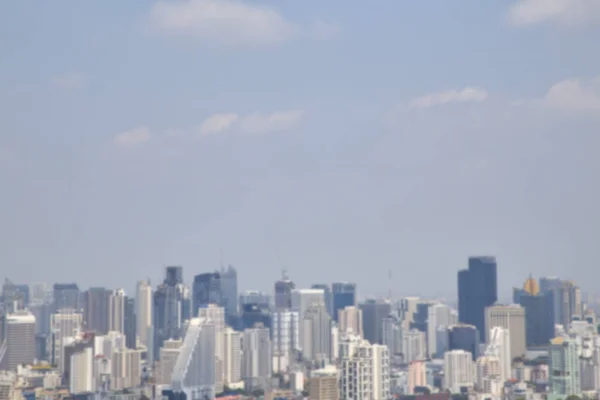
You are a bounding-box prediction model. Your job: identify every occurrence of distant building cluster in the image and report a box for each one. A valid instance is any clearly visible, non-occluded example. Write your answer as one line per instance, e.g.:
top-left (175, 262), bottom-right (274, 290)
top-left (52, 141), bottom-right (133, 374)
top-left (0, 257), bottom-right (596, 400)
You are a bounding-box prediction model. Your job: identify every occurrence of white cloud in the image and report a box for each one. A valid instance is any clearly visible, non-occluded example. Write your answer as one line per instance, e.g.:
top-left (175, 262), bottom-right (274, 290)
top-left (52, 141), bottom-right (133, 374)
top-left (199, 113), bottom-right (239, 135)
top-left (408, 87), bottom-right (488, 110)
top-left (114, 127), bottom-right (151, 147)
top-left (508, 0), bottom-right (600, 27)
top-left (148, 0), bottom-right (294, 45)
top-left (544, 78), bottom-right (600, 113)
top-left (52, 73), bottom-right (86, 90)
top-left (237, 109), bottom-right (305, 134)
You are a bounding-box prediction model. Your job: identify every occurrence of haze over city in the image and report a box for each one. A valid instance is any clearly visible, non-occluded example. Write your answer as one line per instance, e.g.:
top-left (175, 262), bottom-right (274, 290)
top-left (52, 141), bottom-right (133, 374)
top-left (1, 0), bottom-right (600, 298)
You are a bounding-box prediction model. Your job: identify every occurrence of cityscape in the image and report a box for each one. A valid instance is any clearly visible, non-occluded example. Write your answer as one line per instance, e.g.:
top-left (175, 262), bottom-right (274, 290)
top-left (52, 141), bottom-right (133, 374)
top-left (0, 257), bottom-right (596, 400)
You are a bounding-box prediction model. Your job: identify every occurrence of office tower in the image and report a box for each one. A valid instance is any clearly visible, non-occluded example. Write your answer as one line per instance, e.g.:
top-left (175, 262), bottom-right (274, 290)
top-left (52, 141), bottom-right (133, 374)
top-left (411, 300), bottom-right (437, 332)
top-left (515, 276), bottom-right (555, 347)
top-left (484, 326), bottom-right (511, 382)
top-left (69, 344), bottom-right (94, 394)
top-left (30, 282), bottom-right (51, 305)
top-left (475, 356), bottom-right (502, 395)
top-left (271, 310), bottom-right (300, 358)
top-left (403, 329), bottom-right (427, 363)
top-left (435, 326), bottom-right (449, 358)
top-left (158, 339), bottom-right (183, 385)
top-left (291, 288), bottom-right (325, 349)
top-left (154, 266), bottom-right (187, 358)
top-left (197, 304), bottom-right (225, 394)
top-left (220, 265), bottom-right (238, 319)
top-left (0, 311), bottom-right (36, 371)
top-left (549, 337), bottom-right (581, 396)
top-left (53, 283), bottom-right (80, 312)
top-left (484, 304), bottom-right (526, 360)
top-left (448, 324), bottom-right (480, 360)
top-left (192, 272), bottom-right (222, 316)
top-left (338, 306), bottom-right (363, 337)
top-left (240, 290), bottom-right (270, 309)
top-left (274, 272), bottom-right (295, 311)
top-left (330, 325), bottom-right (339, 361)
top-left (408, 360), bottom-right (427, 394)
top-left (457, 256), bottom-right (498, 342)
top-left (136, 280), bottom-right (152, 348)
top-left (302, 300), bottom-right (332, 363)
top-left (240, 303), bottom-right (272, 331)
top-left (309, 366), bottom-right (339, 400)
top-left (398, 297), bottom-right (420, 329)
top-left (111, 346), bottom-right (142, 391)
top-left (311, 284), bottom-right (333, 317)
top-left (542, 279), bottom-right (582, 328)
top-left (108, 289), bottom-right (126, 334)
top-left (82, 287), bottom-right (110, 334)
top-left (382, 314), bottom-right (403, 358)
top-left (443, 350), bottom-right (475, 393)
top-left (50, 308), bottom-right (83, 372)
top-left (427, 303), bottom-right (457, 357)
top-left (242, 323), bottom-right (272, 392)
top-left (359, 299), bottom-right (392, 345)
top-left (124, 297), bottom-right (136, 349)
top-left (1, 279), bottom-right (28, 313)
top-left (171, 317), bottom-right (216, 399)
top-left (332, 282), bottom-right (356, 322)
top-left (223, 327), bottom-right (242, 386)
top-left (339, 332), bottom-right (391, 400)
top-left (64, 332), bottom-right (96, 393)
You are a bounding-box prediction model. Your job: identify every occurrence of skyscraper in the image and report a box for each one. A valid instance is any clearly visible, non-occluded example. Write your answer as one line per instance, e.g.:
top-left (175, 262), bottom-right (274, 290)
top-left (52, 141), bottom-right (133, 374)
top-left (0, 311), bottom-right (36, 371)
top-left (338, 306), bottom-right (363, 337)
top-left (197, 304), bottom-right (225, 394)
top-left (484, 304), bottom-right (526, 361)
top-left (359, 299), bottom-right (391, 345)
top-left (242, 323), bottom-right (272, 392)
top-left (154, 266), bottom-right (187, 358)
top-left (82, 287), bottom-right (110, 334)
top-left (136, 280), bottom-right (152, 348)
top-left (274, 272), bottom-right (295, 311)
top-left (311, 284), bottom-right (333, 318)
top-left (220, 265), bottom-right (238, 320)
top-left (50, 308), bottom-right (83, 372)
top-left (457, 256), bottom-right (498, 342)
top-left (302, 300), bottom-right (332, 363)
top-left (109, 289), bottom-right (126, 334)
top-left (53, 283), bottom-right (80, 313)
top-left (332, 282), bottom-right (356, 323)
top-left (443, 350), bottom-right (475, 393)
top-left (549, 337), bottom-right (581, 396)
top-left (192, 272), bottom-right (222, 316)
top-left (448, 324), bottom-right (480, 360)
top-left (124, 297), bottom-right (136, 349)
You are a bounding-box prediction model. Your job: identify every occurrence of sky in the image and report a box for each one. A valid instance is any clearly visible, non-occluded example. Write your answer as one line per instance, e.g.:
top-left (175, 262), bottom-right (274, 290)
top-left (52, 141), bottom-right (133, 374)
top-left (1, 0), bottom-right (600, 300)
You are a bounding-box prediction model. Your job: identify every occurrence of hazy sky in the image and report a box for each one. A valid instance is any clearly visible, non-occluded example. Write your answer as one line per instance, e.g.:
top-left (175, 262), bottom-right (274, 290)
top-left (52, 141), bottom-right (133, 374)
top-left (1, 0), bottom-right (600, 300)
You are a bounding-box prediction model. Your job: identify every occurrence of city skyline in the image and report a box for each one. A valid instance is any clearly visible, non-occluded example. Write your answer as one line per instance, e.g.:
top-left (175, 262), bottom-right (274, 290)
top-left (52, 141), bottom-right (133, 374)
top-left (1, 1), bottom-right (599, 296)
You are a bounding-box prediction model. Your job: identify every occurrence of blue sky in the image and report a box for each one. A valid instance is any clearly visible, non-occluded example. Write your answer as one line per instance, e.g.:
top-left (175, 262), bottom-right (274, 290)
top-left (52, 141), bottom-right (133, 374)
top-left (1, 0), bottom-right (600, 300)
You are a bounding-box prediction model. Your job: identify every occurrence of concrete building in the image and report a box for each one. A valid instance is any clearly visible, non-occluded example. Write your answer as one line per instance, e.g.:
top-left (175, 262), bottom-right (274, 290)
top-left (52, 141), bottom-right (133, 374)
top-left (0, 311), bottom-right (36, 371)
top-left (49, 308), bottom-right (83, 372)
top-left (309, 366), bottom-right (339, 400)
top-left (301, 301), bottom-right (332, 363)
top-left (136, 280), bottom-right (152, 348)
top-left (484, 326), bottom-right (511, 382)
top-left (338, 306), bottom-right (363, 337)
top-left (242, 323), bottom-right (272, 392)
top-left (223, 327), bottom-right (242, 386)
top-left (475, 356), bottom-right (502, 395)
top-left (291, 288), bottom-right (325, 350)
top-left (359, 299), bottom-right (392, 345)
top-left (197, 304), bottom-right (225, 394)
top-left (408, 360), bottom-right (427, 395)
top-left (158, 339), bottom-right (182, 385)
top-left (443, 350), bottom-right (475, 393)
top-left (271, 310), bottom-right (300, 358)
top-left (339, 332), bottom-right (390, 400)
top-left (484, 304), bottom-right (526, 361)
top-left (69, 346), bottom-right (94, 394)
top-left (549, 336), bottom-right (581, 397)
top-left (108, 289), bottom-right (126, 334)
top-left (111, 347), bottom-right (142, 391)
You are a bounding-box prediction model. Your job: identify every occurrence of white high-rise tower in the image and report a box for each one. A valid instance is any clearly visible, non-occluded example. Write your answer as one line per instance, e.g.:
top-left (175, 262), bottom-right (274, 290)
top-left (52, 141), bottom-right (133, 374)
top-left (136, 281), bottom-right (152, 347)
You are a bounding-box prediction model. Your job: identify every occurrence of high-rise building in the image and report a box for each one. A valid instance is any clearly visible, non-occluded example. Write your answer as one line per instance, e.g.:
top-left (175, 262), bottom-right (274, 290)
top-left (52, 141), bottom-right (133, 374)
top-left (50, 308), bottom-right (83, 372)
top-left (271, 310), bottom-right (300, 358)
top-left (240, 303), bottom-right (272, 331)
top-left (359, 299), bottom-right (391, 345)
top-left (443, 350), bottom-right (475, 393)
top-left (291, 288), bottom-right (325, 350)
top-left (124, 297), bottom-right (136, 349)
top-left (239, 290), bottom-right (270, 309)
top-left (382, 314), bottom-right (403, 358)
top-left (154, 266), bottom-right (187, 358)
top-left (540, 278), bottom-right (582, 328)
top-left (165, 266), bottom-right (183, 286)
top-left (408, 360), bottom-right (427, 394)
top-left (274, 272), bottom-right (295, 311)
top-left (403, 329), bottom-right (427, 363)
top-left (475, 356), bottom-right (502, 395)
top-left (1, 279), bottom-right (28, 313)
top-left (302, 300), bottom-right (332, 363)
top-left (515, 276), bottom-right (555, 347)
top-left (448, 324), bottom-right (480, 361)
top-left (242, 323), bottom-right (272, 392)
top-left (82, 287), bottom-right (110, 334)
top-left (338, 306), bottom-right (363, 337)
top-left (223, 327), bottom-right (242, 386)
top-left (484, 304), bottom-right (526, 361)
top-left (399, 297), bottom-right (420, 330)
top-left (427, 303), bottom-right (457, 357)
top-left (0, 311), bottom-right (36, 371)
top-left (311, 284), bottom-right (333, 318)
top-left (53, 283), bottom-right (80, 313)
top-left (339, 332), bottom-right (390, 400)
top-left (136, 280), bottom-right (152, 348)
top-left (332, 283), bottom-right (356, 323)
top-left (309, 366), bottom-right (339, 400)
top-left (109, 289), bottom-right (126, 334)
top-left (64, 332), bottom-right (96, 394)
top-left (171, 317), bottom-right (216, 399)
top-left (197, 304), bottom-right (226, 394)
top-left (549, 337), bottom-right (581, 396)
top-left (192, 273), bottom-right (222, 317)
top-left (111, 347), bottom-right (142, 391)
top-left (158, 339), bottom-right (182, 385)
top-left (457, 256), bottom-right (498, 342)
top-left (484, 326), bottom-right (511, 382)
top-left (220, 265), bottom-right (238, 320)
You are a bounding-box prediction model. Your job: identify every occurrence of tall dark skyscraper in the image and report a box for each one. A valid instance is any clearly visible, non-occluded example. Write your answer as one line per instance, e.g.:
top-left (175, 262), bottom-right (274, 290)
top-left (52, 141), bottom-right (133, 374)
top-left (53, 283), bottom-right (81, 313)
top-left (153, 266), bottom-right (186, 358)
top-left (360, 299), bottom-right (391, 345)
top-left (124, 297), bottom-right (136, 349)
top-left (332, 282), bottom-right (356, 322)
top-left (448, 324), bottom-right (480, 360)
top-left (220, 265), bottom-right (238, 319)
top-left (274, 271), bottom-right (295, 311)
top-left (164, 266), bottom-right (183, 286)
top-left (192, 272), bottom-right (222, 316)
top-left (82, 287), bottom-right (110, 334)
top-left (457, 256), bottom-right (498, 342)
